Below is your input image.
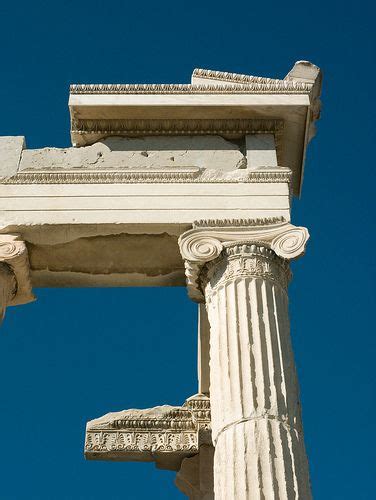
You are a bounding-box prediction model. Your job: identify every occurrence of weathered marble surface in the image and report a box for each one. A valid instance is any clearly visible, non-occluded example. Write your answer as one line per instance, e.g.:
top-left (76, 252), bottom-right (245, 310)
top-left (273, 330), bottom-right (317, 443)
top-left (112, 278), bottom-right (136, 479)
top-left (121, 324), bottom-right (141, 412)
top-left (0, 61), bottom-right (322, 500)
top-left (0, 235), bottom-right (34, 306)
top-left (179, 221), bottom-right (312, 499)
top-left (69, 61), bottom-right (321, 195)
top-left (0, 136), bottom-right (25, 178)
top-left (176, 444), bottom-right (214, 500)
top-left (0, 136), bottom-right (291, 288)
top-left (19, 136), bottom-right (245, 172)
top-left (85, 394), bottom-right (211, 471)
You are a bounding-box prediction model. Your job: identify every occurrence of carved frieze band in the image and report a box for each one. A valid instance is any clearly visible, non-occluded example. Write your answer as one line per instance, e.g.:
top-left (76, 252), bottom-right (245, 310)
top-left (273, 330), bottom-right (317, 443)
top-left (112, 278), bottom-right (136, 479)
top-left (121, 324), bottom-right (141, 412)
top-left (85, 394), bottom-right (211, 461)
top-left (70, 82), bottom-right (311, 94)
top-left (86, 429), bottom-right (199, 455)
top-left (204, 244), bottom-right (291, 296)
top-left (70, 118), bottom-right (283, 138)
top-left (2, 167), bottom-right (291, 185)
top-left (178, 220), bottom-right (309, 301)
top-left (192, 68), bottom-right (288, 85)
top-left (0, 235), bottom-right (34, 306)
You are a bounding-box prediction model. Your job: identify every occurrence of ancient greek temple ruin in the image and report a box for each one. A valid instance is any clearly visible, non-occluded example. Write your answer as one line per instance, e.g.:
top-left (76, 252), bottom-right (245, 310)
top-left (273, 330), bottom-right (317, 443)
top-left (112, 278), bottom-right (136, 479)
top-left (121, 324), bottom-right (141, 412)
top-left (0, 61), bottom-right (322, 499)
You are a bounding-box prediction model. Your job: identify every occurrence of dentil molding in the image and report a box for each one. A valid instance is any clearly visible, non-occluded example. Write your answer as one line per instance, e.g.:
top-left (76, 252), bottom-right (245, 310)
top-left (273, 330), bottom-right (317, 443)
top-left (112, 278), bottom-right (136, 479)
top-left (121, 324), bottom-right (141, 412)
top-left (178, 219), bottom-right (309, 301)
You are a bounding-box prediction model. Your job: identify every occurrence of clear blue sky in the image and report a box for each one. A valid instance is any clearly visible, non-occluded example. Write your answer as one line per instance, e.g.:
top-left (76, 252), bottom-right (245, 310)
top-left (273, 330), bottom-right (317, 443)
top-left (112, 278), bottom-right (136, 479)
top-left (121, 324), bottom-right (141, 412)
top-left (0, 1), bottom-right (375, 499)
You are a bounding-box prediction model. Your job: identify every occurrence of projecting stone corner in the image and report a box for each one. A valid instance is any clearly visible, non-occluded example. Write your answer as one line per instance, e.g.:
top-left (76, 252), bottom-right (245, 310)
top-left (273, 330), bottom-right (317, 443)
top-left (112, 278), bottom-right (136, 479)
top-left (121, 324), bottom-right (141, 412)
top-left (84, 394), bottom-right (211, 471)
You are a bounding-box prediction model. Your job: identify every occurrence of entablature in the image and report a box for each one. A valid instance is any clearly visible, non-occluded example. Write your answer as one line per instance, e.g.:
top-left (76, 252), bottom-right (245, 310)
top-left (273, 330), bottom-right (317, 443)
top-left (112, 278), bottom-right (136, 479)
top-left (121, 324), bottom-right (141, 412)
top-left (69, 61), bottom-right (321, 195)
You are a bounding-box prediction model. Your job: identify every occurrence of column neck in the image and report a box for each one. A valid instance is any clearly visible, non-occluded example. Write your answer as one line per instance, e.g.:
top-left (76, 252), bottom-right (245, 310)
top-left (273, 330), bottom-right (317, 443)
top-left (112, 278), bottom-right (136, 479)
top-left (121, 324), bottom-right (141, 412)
top-left (202, 243), bottom-right (291, 298)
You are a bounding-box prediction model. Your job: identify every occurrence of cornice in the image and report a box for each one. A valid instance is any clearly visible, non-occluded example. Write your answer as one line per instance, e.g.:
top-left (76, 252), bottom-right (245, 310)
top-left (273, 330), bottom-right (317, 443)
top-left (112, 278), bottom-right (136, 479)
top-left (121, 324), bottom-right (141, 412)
top-left (70, 81), bottom-right (311, 95)
top-left (2, 167), bottom-right (292, 185)
top-left (85, 394), bottom-right (211, 469)
top-left (178, 220), bottom-right (309, 301)
top-left (0, 235), bottom-right (34, 306)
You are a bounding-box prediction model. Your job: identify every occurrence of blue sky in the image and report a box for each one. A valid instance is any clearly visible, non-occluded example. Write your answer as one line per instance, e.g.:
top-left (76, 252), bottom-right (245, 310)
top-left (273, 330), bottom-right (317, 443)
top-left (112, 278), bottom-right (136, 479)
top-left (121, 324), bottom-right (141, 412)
top-left (0, 1), bottom-right (375, 498)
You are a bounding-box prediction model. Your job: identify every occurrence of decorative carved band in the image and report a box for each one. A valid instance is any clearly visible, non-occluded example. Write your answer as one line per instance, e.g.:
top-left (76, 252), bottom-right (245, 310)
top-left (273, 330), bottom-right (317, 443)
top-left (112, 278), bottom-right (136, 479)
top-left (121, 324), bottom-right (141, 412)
top-left (70, 118), bottom-right (283, 138)
top-left (192, 68), bottom-right (288, 85)
top-left (85, 394), bottom-right (211, 470)
top-left (86, 429), bottom-right (199, 456)
top-left (193, 216), bottom-right (286, 228)
top-left (178, 220), bottom-right (309, 301)
top-left (70, 82), bottom-right (311, 94)
top-left (204, 244), bottom-right (291, 295)
top-left (0, 235), bottom-right (34, 306)
top-left (2, 168), bottom-right (291, 185)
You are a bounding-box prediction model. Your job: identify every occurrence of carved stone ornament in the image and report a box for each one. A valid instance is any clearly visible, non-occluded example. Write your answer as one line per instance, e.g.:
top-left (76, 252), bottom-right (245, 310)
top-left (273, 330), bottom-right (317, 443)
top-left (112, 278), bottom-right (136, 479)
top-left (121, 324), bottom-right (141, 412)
top-left (70, 82), bottom-right (311, 95)
top-left (85, 394), bottom-right (211, 471)
top-left (2, 166), bottom-right (291, 185)
top-left (0, 234), bottom-right (34, 306)
top-left (178, 219), bottom-right (309, 301)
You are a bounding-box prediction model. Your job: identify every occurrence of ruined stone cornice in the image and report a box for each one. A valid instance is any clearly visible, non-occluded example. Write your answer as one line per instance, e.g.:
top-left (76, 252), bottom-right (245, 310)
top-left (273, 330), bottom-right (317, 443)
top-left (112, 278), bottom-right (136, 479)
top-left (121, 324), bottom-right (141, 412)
top-left (85, 394), bottom-right (211, 471)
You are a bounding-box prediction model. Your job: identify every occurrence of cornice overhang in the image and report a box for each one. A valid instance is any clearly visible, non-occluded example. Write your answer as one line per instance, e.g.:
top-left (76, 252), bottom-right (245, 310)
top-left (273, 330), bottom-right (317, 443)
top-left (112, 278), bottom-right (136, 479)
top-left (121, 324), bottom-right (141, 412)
top-left (69, 61), bottom-right (321, 196)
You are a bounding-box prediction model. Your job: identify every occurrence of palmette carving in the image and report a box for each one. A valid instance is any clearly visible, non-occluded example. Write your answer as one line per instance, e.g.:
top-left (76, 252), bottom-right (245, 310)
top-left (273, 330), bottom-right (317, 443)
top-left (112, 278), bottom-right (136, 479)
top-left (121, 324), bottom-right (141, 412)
top-left (204, 244), bottom-right (291, 296)
top-left (85, 430), bottom-right (198, 453)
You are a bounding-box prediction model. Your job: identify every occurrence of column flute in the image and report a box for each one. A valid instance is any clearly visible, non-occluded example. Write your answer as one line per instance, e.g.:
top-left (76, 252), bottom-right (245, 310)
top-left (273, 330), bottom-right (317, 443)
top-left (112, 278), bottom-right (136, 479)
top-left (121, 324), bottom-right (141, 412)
top-left (179, 219), bottom-right (312, 500)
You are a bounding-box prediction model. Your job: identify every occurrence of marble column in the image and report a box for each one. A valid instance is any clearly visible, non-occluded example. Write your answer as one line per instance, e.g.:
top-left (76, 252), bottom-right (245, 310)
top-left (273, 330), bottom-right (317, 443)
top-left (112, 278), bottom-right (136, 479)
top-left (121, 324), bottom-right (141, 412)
top-left (0, 235), bottom-right (34, 322)
top-left (175, 444), bottom-right (214, 500)
top-left (0, 263), bottom-right (16, 320)
top-left (179, 219), bottom-right (312, 500)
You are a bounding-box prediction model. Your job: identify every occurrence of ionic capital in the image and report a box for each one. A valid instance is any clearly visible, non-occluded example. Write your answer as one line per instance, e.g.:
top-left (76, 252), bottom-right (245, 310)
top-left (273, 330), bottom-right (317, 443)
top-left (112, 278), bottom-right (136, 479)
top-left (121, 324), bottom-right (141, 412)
top-left (0, 234), bottom-right (34, 307)
top-left (178, 218), bottom-right (309, 301)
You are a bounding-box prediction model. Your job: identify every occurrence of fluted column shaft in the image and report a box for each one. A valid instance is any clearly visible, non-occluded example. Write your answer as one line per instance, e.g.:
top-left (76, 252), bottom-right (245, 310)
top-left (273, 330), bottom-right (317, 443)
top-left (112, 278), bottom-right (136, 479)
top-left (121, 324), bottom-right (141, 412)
top-left (0, 263), bottom-right (17, 321)
top-left (203, 243), bottom-right (311, 500)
